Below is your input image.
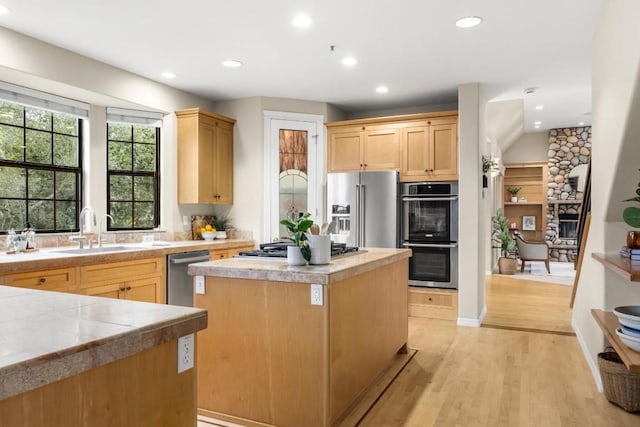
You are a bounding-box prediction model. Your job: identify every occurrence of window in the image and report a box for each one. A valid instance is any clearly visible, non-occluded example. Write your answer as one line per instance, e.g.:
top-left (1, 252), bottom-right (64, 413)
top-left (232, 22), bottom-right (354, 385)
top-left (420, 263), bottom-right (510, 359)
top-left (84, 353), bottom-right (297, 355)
top-left (0, 100), bottom-right (81, 232)
top-left (107, 122), bottom-right (160, 230)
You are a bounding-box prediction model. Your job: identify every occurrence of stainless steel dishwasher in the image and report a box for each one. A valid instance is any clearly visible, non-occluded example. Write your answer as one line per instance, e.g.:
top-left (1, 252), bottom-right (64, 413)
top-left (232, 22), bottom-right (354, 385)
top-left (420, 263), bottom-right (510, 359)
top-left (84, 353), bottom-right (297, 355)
top-left (167, 250), bottom-right (210, 307)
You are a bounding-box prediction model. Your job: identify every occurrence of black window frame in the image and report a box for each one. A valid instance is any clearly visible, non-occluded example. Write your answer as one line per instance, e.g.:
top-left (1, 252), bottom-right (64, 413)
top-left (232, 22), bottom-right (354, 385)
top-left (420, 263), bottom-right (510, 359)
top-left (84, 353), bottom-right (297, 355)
top-left (106, 123), bottom-right (161, 230)
top-left (0, 103), bottom-right (83, 234)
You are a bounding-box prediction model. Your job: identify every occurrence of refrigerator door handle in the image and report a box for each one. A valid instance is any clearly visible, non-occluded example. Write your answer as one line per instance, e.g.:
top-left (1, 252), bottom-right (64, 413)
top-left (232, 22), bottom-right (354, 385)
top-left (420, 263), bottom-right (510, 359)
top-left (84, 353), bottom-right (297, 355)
top-left (355, 184), bottom-right (361, 246)
top-left (361, 184), bottom-right (366, 247)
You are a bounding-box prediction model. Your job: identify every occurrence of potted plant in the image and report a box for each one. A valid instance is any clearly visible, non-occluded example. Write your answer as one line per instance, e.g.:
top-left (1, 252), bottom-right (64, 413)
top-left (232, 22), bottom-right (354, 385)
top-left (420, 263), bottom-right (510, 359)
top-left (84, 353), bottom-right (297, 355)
top-left (212, 214), bottom-right (232, 240)
top-left (492, 208), bottom-right (518, 274)
top-left (623, 169), bottom-right (640, 248)
top-left (280, 212), bottom-right (313, 265)
top-left (506, 186), bottom-right (522, 203)
top-left (482, 155), bottom-right (498, 188)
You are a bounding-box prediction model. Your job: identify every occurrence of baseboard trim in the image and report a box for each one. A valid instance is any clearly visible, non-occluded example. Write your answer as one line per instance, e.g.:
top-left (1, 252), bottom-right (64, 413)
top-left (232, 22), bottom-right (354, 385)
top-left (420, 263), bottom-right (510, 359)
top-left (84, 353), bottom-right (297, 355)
top-left (572, 318), bottom-right (603, 393)
top-left (457, 305), bottom-right (486, 327)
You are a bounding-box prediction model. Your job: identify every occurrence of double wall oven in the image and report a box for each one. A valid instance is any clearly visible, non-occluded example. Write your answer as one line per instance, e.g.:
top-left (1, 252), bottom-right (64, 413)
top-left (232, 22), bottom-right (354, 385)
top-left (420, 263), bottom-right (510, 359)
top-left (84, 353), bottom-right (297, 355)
top-left (400, 182), bottom-right (458, 289)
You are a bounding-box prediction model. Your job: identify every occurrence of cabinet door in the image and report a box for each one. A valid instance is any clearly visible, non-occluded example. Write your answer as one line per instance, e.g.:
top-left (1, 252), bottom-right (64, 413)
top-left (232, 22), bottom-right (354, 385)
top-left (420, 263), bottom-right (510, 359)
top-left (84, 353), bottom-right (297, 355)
top-left (84, 282), bottom-right (124, 299)
top-left (80, 257), bottom-right (164, 288)
top-left (125, 276), bottom-right (163, 303)
top-left (214, 124), bottom-right (234, 204)
top-left (400, 125), bottom-right (430, 181)
top-left (430, 122), bottom-right (458, 181)
top-left (327, 128), bottom-right (363, 172)
top-left (363, 126), bottom-right (400, 170)
top-left (198, 121), bottom-right (218, 204)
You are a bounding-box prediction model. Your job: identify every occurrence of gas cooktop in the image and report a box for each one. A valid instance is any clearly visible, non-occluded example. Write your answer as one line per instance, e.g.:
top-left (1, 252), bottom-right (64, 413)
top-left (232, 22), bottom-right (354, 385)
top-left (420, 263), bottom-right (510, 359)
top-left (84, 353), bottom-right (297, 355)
top-left (238, 242), bottom-right (359, 258)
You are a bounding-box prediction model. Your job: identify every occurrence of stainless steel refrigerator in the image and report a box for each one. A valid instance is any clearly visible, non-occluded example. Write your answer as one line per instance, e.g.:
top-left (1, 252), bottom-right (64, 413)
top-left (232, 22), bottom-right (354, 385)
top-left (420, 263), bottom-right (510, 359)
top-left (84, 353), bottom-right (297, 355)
top-left (327, 171), bottom-right (398, 248)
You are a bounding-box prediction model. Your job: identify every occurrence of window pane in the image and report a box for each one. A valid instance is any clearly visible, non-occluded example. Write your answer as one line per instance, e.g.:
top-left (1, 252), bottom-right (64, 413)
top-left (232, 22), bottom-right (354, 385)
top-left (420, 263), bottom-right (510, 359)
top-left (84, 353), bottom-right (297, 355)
top-left (54, 134), bottom-right (79, 167)
top-left (0, 124), bottom-right (24, 161)
top-left (0, 166), bottom-right (26, 198)
top-left (108, 123), bottom-right (132, 141)
top-left (55, 201), bottom-right (76, 230)
top-left (0, 199), bottom-right (26, 230)
top-left (28, 170), bottom-right (54, 199)
top-left (108, 141), bottom-right (132, 170)
top-left (55, 171), bottom-right (76, 200)
top-left (134, 202), bottom-right (154, 228)
top-left (53, 113), bottom-right (78, 136)
top-left (133, 126), bottom-right (155, 143)
top-left (134, 176), bottom-right (154, 200)
top-left (25, 107), bottom-right (51, 131)
top-left (28, 200), bottom-right (54, 229)
top-left (110, 202), bottom-right (133, 228)
top-left (0, 102), bottom-right (24, 126)
top-left (110, 175), bottom-right (132, 201)
top-left (133, 143), bottom-right (155, 171)
top-left (26, 130), bottom-right (52, 164)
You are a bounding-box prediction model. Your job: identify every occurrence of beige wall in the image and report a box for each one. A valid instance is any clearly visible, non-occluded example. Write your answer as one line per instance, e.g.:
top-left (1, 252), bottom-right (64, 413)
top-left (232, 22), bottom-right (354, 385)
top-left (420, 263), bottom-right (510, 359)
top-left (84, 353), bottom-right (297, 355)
top-left (572, 0), bottom-right (640, 391)
top-left (346, 102), bottom-right (458, 120)
top-left (502, 131), bottom-right (548, 164)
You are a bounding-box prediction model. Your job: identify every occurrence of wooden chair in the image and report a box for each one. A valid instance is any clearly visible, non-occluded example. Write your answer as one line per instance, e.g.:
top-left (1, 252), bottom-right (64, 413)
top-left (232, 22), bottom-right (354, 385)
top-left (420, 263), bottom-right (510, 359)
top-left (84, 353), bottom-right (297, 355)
top-left (515, 234), bottom-right (551, 273)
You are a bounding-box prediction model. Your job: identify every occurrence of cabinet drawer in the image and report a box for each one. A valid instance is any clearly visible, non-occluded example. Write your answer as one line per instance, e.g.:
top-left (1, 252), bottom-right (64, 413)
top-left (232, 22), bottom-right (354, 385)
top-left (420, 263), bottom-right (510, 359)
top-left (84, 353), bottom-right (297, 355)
top-left (409, 290), bottom-right (455, 308)
top-left (3, 268), bottom-right (78, 292)
top-left (408, 288), bottom-right (458, 320)
top-left (79, 257), bottom-right (164, 288)
top-left (210, 249), bottom-right (229, 260)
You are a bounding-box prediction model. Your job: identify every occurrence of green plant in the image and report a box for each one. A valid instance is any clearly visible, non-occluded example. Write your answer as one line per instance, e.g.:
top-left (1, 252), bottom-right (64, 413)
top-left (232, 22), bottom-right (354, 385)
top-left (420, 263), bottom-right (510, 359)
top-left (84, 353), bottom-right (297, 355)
top-left (506, 186), bottom-right (522, 196)
top-left (623, 169), bottom-right (640, 228)
top-left (212, 214), bottom-right (232, 231)
top-left (482, 155), bottom-right (498, 174)
top-left (279, 212), bottom-right (313, 262)
top-left (492, 208), bottom-right (516, 258)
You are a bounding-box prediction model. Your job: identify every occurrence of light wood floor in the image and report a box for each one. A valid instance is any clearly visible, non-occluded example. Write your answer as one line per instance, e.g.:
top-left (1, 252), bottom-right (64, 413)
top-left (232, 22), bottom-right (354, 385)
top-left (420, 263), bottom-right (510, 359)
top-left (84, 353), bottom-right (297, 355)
top-left (483, 275), bottom-right (575, 335)
top-left (200, 276), bottom-right (640, 426)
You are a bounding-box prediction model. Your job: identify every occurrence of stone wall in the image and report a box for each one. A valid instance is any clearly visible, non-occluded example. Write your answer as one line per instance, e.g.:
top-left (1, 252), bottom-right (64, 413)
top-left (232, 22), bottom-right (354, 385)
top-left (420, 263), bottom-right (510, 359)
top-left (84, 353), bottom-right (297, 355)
top-left (545, 127), bottom-right (592, 262)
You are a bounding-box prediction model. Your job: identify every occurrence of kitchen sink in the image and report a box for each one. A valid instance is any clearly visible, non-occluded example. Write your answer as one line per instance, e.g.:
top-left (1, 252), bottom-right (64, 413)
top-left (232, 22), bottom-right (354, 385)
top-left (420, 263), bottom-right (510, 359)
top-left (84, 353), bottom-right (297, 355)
top-left (50, 245), bottom-right (140, 255)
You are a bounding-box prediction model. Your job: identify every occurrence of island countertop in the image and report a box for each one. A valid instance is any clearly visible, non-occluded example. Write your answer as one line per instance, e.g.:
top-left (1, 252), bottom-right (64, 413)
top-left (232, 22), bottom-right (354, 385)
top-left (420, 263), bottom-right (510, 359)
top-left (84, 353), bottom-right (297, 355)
top-left (187, 247), bottom-right (411, 285)
top-left (0, 285), bottom-right (207, 401)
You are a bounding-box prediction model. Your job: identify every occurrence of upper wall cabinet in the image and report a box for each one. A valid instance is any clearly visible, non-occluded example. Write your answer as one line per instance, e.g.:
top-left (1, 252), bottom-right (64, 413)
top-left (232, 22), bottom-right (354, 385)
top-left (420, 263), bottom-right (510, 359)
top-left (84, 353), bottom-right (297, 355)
top-left (326, 112), bottom-right (458, 182)
top-left (176, 108), bottom-right (236, 204)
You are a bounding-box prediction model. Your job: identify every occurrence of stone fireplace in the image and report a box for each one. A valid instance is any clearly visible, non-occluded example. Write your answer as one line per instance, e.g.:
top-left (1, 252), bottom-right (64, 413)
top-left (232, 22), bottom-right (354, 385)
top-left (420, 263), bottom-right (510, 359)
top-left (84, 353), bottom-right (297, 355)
top-left (545, 127), bottom-right (591, 262)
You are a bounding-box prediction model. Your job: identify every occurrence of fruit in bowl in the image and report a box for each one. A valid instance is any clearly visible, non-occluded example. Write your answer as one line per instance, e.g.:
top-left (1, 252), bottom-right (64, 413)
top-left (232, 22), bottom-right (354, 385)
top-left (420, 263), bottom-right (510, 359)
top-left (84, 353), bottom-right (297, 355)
top-left (200, 224), bottom-right (217, 241)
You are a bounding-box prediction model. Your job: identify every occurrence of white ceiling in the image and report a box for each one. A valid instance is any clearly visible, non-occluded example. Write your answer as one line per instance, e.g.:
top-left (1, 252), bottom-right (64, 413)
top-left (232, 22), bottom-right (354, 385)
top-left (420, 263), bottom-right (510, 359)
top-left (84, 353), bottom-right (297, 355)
top-left (0, 0), bottom-right (602, 132)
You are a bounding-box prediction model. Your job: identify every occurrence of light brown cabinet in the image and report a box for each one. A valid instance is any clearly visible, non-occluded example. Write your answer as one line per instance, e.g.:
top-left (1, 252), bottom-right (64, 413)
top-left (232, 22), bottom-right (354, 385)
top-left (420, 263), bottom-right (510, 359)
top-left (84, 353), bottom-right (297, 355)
top-left (1, 267), bottom-right (78, 293)
top-left (176, 108), bottom-right (235, 204)
top-left (327, 124), bottom-right (401, 172)
top-left (210, 245), bottom-right (254, 261)
top-left (326, 112), bottom-right (458, 181)
top-left (400, 118), bottom-right (458, 182)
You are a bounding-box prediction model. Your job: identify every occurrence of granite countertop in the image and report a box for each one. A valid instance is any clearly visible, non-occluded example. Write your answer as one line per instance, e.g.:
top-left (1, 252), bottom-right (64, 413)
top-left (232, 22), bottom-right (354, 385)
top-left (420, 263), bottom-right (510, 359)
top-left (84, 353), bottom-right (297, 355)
top-left (187, 247), bottom-right (411, 285)
top-left (0, 285), bottom-right (207, 400)
top-left (0, 239), bottom-right (255, 274)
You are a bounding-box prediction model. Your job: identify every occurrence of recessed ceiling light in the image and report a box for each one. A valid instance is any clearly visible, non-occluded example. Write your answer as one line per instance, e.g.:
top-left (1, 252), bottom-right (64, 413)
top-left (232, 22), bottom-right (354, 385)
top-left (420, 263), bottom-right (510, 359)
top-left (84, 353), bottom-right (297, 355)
top-left (292, 14), bottom-right (312, 28)
top-left (375, 86), bottom-right (389, 94)
top-left (222, 60), bottom-right (243, 68)
top-left (578, 122), bottom-right (585, 126)
top-left (161, 71), bottom-right (176, 79)
top-left (341, 56), bottom-right (358, 67)
top-left (0, 5), bottom-right (9, 15)
top-left (534, 121), bottom-right (542, 125)
top-left (535, 105), bottom-right (544, 110)
top-left (535, 125), bottom-right (541, 129)
top-left (455, 16), bottom-right (482, 28)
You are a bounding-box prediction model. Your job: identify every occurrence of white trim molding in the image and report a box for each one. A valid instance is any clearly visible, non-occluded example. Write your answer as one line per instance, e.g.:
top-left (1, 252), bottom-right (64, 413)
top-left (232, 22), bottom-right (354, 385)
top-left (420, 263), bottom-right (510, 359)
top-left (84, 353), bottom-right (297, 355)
top-left (457, 305), bottom-right (487, 327)
top-left (572, 318), bottom-right (603, 392)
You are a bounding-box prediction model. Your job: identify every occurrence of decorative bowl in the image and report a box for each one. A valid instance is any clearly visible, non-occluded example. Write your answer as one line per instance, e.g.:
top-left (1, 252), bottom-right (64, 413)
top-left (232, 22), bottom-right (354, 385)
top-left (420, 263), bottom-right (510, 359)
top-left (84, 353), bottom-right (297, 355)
top-left (613, 306), bottom-right (640, 329)
top-left (201, 232), bottom-right (216, 241)
top-left (616, 327), bottom-right (640, 352)
top-left (621, 325), bottom-right (640, 339)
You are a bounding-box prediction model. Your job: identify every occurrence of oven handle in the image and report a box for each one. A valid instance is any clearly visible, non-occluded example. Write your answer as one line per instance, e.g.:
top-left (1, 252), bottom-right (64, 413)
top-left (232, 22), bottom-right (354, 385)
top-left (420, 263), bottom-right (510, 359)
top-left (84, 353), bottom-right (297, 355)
top-left (401, 196), bottom-right (458, 202)
top-left (402, 242), bottom-right (458, 248)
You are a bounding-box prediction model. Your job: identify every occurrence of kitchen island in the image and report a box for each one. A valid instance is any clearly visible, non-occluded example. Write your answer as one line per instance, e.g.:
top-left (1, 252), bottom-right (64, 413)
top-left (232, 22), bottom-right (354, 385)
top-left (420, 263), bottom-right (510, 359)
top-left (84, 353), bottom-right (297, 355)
top-left (0, 285), bottom-right (207, 426)
top-left (188, 248), bottom-right (410, 427)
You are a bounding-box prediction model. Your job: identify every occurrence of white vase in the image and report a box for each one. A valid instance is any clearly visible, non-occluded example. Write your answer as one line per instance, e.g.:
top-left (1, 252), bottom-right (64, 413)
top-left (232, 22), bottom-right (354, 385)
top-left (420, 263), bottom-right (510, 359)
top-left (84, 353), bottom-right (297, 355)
top-left (307, 235), bottom-right (331, 265)
top-left (287, 245), bottom-right (307, 266)
top-left (511, 196), bottom-right (518, 203)
top-left (215, 230), bottom-right (227, 240)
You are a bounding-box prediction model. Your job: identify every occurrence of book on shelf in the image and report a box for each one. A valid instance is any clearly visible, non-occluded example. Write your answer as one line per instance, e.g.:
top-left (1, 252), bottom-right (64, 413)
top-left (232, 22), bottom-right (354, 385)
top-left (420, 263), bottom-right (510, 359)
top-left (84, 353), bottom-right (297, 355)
top-left (620, 246), bottom-right (640, 257)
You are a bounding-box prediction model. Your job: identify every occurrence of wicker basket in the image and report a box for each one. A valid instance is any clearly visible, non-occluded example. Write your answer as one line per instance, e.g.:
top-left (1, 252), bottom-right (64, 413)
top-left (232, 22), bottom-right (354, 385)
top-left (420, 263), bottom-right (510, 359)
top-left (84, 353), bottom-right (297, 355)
top-left (597, 349), bottom-right (640, 412)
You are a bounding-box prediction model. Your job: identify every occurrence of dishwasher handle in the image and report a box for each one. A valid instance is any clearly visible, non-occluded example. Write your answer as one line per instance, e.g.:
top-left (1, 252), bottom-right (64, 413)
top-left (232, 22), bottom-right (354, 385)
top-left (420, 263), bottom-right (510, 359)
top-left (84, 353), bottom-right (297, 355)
top-left (169, 255), bottom-right (211, 265)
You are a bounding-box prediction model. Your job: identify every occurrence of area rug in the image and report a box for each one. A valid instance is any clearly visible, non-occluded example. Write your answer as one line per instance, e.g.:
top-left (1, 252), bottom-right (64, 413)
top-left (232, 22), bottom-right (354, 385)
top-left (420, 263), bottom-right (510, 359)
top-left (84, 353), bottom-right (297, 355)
top-left (509, 261), bottom-right (576, 285)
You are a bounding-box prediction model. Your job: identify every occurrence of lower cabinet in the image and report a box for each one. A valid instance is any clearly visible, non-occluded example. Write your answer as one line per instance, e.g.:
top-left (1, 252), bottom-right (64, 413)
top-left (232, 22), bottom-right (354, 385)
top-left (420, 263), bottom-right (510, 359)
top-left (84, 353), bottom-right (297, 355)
top-left (0, 267), bottom-right (78, 293)
top-left (84, 276), bottom-right (164, 303)
top-left (210, 245), bottom-right (254, 260)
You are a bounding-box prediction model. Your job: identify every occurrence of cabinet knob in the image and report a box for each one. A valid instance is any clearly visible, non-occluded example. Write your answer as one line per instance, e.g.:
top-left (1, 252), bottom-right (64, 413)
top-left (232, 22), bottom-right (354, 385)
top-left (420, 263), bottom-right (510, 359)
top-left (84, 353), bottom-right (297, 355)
top-left (428, 297), bottom-right (433, 301)
top-left (126, 286), bottom-right (132, 291)
top-left (424, 169), bottom-right (429, 172)
top-left (39, 277), bottom-right (46, 283)
top-left (119, 286), bottom-right (126, 292)
top-left (427, 121), bottom-right (431, 124)
top-left (364, 164), bottom-right (368, 167)
top-left (360, 164), bottom-right (363, 167)
top-left (362, 126), bottom-right (365, 130)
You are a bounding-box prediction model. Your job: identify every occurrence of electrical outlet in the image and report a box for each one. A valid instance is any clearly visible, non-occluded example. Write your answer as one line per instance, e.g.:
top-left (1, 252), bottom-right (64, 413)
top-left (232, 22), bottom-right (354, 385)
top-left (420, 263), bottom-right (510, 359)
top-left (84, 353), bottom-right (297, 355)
top-left (177, 333), bottom-right (194, 373)
top-left (311, 284), bottom-right (323, 306)
top-left (182, 215), bottom-right (190, 226)
top-left (195, 276), bottom-right (205, 294)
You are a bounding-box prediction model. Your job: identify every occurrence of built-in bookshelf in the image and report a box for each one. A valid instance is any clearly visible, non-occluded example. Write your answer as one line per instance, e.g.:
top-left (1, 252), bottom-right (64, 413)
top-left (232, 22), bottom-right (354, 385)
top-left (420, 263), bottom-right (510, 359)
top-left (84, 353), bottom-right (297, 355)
top-left (503, 162), bottom-right (548, 241)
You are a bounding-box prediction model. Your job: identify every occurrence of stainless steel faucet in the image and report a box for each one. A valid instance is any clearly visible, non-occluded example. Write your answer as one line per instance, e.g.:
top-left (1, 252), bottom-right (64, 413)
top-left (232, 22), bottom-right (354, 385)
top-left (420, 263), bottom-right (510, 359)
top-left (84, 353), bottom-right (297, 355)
top-left (99, 214), bottom-right (114, 248)
top-left (69, 207), bottom-right (96, 249)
